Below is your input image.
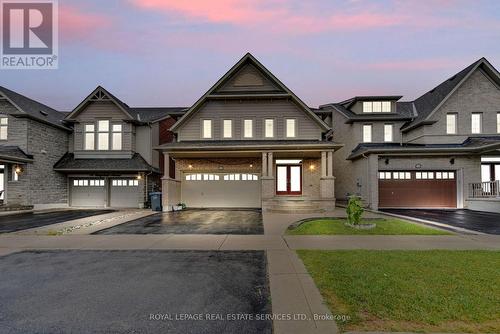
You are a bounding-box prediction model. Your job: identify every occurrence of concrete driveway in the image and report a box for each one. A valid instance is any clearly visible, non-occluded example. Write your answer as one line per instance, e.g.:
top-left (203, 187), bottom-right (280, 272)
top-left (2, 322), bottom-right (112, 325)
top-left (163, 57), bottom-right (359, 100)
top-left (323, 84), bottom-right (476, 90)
top-left (0, 210), bottom-right (114, 233)
top-left (0, 250), bottom-right (271, 334)
top-left (94, 209), bottom-right (264, 235)
top-left (383, 209), bottom-right (500, 235)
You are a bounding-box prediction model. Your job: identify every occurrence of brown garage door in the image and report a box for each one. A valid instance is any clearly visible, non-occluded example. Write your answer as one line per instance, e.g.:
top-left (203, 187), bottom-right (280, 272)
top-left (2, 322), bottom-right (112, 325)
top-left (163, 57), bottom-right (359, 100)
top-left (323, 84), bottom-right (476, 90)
top-left (379, 171), bottom-right (457, 208)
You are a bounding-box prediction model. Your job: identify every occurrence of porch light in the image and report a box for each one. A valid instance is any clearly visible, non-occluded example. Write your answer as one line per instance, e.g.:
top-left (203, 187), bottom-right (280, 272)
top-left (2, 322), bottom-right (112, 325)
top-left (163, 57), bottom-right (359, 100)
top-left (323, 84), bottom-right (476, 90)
top-left (136, 174), bottom-right (143, 180)
top-left (188, 164), bottom-right (193, 169)
top-left (14, 165), bottom-right (22, 174)
top-left (309, 164), bottom-right (315, 171)
top-left (249, 164), bottom-right (253, 168)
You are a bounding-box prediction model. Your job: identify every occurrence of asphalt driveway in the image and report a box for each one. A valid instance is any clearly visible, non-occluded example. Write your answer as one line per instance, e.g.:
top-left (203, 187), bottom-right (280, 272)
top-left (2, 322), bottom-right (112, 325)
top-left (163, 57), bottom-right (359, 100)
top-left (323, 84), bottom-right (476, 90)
top-left (0, 210), bottom-right (114, 233)
top-left (0, 250), bottom-right (271, 334)
top-left (383, 209), bottom-right (500, 235)
top-left (94, 209), bottom-right (264, 235)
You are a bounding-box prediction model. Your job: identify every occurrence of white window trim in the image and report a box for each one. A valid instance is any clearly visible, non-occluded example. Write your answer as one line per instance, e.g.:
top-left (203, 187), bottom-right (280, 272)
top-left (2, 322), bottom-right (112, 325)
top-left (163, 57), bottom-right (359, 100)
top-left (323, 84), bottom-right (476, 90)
top-left (384, 123), bottom-right (393, 142)
top-left (97, 120), bottom-right (110, 151)
top-left (84, 123), bottom-right (95, 150)
top-left (264, 118), bottom-right (275, 138)
top-left (0, 116), bottom-right (8, 140)
top-left (222, 119), bottom-right (233, 139)
top-left (471, 113), bottom-right (482, 134)
top-left (111, 123), bottom-right (122, 151)
top-left (285, 118), bottom-right (297, 138)
top-left (446, 113), bottom-right (457, 135)
top-left (243, 119), bottom-right (254, 138)
top-left (362, 124), bottom-right (372, 143)
top-left (201, 119), bottom-right (213, 139)
top-left (497, 113), bottom-right (500, 134)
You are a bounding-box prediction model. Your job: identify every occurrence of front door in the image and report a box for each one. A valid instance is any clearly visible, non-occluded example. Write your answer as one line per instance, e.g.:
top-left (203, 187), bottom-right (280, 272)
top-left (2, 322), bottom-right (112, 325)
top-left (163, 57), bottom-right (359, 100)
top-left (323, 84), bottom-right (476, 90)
top-left (276, 165), bottom-right (302, 195)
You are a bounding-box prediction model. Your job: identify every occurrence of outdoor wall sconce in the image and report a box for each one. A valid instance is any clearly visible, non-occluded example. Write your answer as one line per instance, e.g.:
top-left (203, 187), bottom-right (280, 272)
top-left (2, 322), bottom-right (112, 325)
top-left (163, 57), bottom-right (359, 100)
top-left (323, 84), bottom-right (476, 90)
top-left (188, 164), bottom-right (193, 169)
top-left (14, 165), bottom-right (22, 174)
top-left (385, 158), bottom-right (390, 165)
top-left (450, 158), bottom-right (455, 165)
top-left (309, 164), bottom-right (315, 171)
top-left (136, 174), bottom-right (143, 180)
top-left (249, 164), bottom-right (253, 168)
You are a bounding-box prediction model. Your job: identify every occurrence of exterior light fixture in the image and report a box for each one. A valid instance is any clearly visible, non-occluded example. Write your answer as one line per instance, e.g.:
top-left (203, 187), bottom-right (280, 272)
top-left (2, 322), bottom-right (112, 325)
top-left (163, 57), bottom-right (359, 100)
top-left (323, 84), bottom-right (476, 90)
top-left (249, 164), bottom-right (253, 168)
top-left (450, 158), bottom-right (455, 165)
top-left (309, 164), bottom-right (315, 171)
top-left (136, 174), bottom-right (143, 180)
top-left (188, 164), bottom-right (193, 169)
top-left (385, 158), bottom-right (389, 165)
top-left (14, 165), bottom-right (22, 174)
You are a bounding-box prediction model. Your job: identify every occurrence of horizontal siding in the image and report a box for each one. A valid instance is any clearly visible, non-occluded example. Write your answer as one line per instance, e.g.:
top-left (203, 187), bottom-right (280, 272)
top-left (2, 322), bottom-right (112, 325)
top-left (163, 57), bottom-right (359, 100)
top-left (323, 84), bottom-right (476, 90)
top-left (74, 101), bottom-right (128, 121)
top-left (178, 99), bottom-right (322, 141)
top-left (218, 64), bottom-right (280, 92)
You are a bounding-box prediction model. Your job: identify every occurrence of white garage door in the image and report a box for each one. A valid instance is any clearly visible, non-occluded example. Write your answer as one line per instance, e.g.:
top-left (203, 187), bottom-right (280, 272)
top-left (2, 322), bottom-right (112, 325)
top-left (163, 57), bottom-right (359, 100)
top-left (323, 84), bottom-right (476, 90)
top-left (182, 173), bottom-right (261, 208)
top-left (110, 178), bottom-right (141, 208)
top-left (70, 178), bottom-right (106, 207)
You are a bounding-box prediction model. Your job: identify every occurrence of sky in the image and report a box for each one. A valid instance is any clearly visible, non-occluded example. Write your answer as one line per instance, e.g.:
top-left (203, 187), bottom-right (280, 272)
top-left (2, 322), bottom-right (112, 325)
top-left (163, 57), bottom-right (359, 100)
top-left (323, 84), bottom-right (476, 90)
top-left (1, 0), bottom-right (500, 111)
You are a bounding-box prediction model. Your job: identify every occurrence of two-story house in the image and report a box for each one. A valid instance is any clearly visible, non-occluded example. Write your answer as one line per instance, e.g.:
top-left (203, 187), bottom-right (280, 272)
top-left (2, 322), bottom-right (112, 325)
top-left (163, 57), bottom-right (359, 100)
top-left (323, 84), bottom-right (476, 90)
top-left (157, 53), bottom-right (341, 212)
top-left (0, 86), bottom-right (70, 210)
top-left (321, 57), bottom-right (500, 211)
top-left (54, 86), bottom-right (186, 208)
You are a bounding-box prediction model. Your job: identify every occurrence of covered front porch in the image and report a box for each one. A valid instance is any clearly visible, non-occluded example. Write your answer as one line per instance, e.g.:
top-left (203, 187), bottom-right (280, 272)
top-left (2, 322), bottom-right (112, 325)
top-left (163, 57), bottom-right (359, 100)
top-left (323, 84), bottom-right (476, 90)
top-left (0, 146), bottom-right (34, 210)
top-left (158, 141), bottom-right (340, 212)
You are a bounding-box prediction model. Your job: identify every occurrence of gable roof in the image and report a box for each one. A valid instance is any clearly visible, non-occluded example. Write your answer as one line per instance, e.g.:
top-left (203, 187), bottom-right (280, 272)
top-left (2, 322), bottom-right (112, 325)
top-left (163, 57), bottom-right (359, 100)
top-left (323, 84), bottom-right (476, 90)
top-left (322, 101), bottom-right (415, 124)
top-left (130, 107), bottom-right (188, 122)
top-left (0, 86), bottom-right (70, 131)
top-left (65, 86), bottom-right (135, 121)
top-left (402, 58), bottom-right (500, 131)
top-left (170, 53), bottom-right (330, 132)
top-left (54, 152), bottom-right (159, 173)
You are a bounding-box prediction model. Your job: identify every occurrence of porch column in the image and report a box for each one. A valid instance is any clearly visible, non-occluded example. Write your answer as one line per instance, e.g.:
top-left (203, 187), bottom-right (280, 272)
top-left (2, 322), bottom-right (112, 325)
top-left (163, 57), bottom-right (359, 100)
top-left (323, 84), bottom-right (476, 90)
top-left (163, 153), bottom-right (170, 178)
top-left (267, 152), bottom-right (273, 177)
top-left (321, 151), bottom-right (327, 178)
top-left (262, 152), bottom-right (268, 177)
top-left (161, 152), bottom-right (181, 212)
top-left (327, 151), bottom-right (333, 177)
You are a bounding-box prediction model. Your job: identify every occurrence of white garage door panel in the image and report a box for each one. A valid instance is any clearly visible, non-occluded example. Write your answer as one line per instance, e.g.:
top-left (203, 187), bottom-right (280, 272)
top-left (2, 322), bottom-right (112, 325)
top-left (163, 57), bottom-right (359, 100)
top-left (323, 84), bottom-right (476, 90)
top-left (70, 179), bottom-right (106, 207)
top-left (110, 179), bottom-right (140, 208)
top-left (182, 173), bottom-right (261, 208)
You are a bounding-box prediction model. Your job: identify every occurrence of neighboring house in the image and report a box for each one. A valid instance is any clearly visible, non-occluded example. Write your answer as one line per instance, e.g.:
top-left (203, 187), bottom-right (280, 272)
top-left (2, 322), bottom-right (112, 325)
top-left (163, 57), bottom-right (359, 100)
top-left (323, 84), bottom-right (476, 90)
top-left (157, 53), bottom-right (341, 212)
top-left (320, 57), bottom-right (500, 211)
top-left (54, 86), bottom-right (186, 208)
top-left (0, 86), bottom-right (70, 209)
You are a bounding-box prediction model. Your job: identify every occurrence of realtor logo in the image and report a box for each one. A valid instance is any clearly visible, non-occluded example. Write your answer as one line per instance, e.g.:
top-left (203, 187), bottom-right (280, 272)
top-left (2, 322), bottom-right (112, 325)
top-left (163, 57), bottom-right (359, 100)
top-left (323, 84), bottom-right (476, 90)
top-left (1, 0), bottom-right (58, 69)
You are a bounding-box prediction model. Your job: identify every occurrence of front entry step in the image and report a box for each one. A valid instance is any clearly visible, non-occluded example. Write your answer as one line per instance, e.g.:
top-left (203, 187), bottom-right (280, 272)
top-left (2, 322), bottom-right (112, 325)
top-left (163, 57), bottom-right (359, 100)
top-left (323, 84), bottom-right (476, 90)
top-left (264, 199), bottom-right (331, 213)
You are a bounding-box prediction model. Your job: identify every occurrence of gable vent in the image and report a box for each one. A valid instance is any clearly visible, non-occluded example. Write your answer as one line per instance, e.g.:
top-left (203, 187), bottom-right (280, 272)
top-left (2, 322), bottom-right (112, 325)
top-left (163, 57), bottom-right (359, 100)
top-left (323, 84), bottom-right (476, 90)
top-left (39, 110), bottom-right (48, 116)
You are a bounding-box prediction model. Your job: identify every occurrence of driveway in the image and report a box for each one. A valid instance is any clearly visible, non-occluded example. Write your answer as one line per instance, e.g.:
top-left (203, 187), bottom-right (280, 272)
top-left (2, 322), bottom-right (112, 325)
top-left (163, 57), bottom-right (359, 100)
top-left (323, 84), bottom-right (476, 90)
top-left (94, 209), bottom-right (264, 235)
top-left (0, 210), bottom-right (114, 233)
top-left (383, 209), bottom-right (500, 235)
top-left (0, 250), bottom-right (271, 334)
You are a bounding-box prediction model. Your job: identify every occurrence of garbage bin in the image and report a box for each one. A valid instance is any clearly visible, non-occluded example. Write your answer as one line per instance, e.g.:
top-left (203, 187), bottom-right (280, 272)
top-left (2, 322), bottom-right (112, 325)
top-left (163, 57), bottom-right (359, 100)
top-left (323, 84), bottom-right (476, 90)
top-left (150, 192), bottom-right (162, 211)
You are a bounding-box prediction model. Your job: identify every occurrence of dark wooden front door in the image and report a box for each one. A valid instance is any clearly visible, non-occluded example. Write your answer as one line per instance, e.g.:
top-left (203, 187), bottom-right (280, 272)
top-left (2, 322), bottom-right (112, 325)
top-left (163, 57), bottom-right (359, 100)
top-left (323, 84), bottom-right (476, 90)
top-left (276, 165), bottom-right (302, 195)
top-left (379, 171), bottom-right (457, 208)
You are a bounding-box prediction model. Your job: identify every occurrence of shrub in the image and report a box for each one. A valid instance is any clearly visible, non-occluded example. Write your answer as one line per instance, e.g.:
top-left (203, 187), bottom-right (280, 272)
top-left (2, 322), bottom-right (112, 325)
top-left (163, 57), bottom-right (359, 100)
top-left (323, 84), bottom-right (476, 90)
top-left (346, 196), bottom-right (364, 225)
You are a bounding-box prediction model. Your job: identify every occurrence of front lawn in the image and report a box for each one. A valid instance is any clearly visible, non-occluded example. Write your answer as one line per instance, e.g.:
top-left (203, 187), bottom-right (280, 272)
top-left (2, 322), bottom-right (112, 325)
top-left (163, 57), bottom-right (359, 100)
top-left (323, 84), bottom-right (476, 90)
top-left (298, 250), bottom-right (500, 333)
top-left (287, 218), bottom-right (451, 235)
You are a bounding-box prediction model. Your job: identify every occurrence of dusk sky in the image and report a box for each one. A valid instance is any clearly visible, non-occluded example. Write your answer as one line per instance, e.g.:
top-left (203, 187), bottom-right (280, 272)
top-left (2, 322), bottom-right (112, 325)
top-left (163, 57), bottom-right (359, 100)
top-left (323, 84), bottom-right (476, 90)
top-left (1, 0), bottom-right (500, 110)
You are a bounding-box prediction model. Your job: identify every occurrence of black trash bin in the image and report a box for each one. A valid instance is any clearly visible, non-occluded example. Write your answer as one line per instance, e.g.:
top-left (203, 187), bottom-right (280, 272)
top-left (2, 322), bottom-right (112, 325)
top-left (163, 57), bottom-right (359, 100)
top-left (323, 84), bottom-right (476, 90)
top-left (150, 192), bottom-right (162, 211)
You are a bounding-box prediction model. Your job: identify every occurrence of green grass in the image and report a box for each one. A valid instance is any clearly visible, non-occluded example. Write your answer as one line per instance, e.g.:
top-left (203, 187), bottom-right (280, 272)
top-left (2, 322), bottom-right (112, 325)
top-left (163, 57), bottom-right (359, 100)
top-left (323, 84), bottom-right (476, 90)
top-left (287, 218), bottom-right (451, 235)
top-left (298, 250), bottom-right (500, 333)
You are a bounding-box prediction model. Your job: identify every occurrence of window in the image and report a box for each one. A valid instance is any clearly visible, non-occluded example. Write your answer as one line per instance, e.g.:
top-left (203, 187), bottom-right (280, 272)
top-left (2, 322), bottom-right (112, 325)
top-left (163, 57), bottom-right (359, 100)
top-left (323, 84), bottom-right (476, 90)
top-left (97, 120), bottom-right (109, 150)
top-left (363, 101), bottom-right (391, 113)
top-left (0, 117), bottom-right (7, 140)
top-left (446, 113), bottom-right (457, 134)
top-left (362, 124), bottom-right (372, 143)
top-left (73, 179), bottom-right (104, 187)
top-left (392, 172), bottom-right (411, 180)
top-left (223, 120), bottom-right (232, 138)
top-left (286, 119), bottom-right (296, 138)
top-left (265, 119), bottom-right (274, 138)
top-left (378, 172), bottom-right (392, 179)
top-left (202, 119), bottom-right (212, 139)
top-left (384, 124), bottom-right (393, 142)
top-left (497, 113), bottom-right (500, 133)
top-left (112, 124), bottom-right (122, 150)
top-left (111, 179), bottom-right (138, 186)
top-left (471, 113), bottom-right (482, 134)
top-left (243, 119), bottom-right (253, 138)
top-left (84, 124), bottom-right (95, 150)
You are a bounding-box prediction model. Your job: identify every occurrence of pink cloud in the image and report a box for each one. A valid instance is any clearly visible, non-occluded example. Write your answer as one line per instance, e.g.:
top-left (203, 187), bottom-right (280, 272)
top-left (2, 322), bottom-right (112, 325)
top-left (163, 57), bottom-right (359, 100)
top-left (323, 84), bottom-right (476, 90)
top-left (59, 5), bottom-right (111, 40)
top-left (363, 59), bottom-right (466, 71)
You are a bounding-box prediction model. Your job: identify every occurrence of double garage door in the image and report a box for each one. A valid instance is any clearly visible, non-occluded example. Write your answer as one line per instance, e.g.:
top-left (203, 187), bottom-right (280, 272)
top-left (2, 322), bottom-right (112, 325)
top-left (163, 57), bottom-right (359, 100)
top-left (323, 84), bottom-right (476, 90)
top-left (70, 178), bottom-right (141, 208)
top-left (379, 171), bottom-right (457, 208)
top-left (181, 172), bottom-right (261, 208)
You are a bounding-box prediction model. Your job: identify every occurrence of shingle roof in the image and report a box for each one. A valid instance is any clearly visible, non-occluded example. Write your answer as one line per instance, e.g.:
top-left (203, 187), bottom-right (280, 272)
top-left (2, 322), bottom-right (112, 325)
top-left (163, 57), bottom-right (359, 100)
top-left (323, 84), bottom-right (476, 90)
top-left (0, 145), bottom-right (34, 162)
top-left (0, 86), bottom-right (70, 130)
top-left (348, 136), bottom-right (500, 160)
top-left (53, 153), bottom-right (158, 172)
top-left (325, 102), bottom-right (414, 123)
top-left (157, 140), bottom-right (342, 151)
top-left (130, 107), bottom-right (188, 122)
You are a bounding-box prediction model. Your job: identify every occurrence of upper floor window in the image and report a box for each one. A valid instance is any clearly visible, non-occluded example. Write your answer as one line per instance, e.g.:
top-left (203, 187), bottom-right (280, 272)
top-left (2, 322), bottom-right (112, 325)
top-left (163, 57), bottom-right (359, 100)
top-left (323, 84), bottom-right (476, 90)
top-left (471, 113), bottom-right (482, 134)
top-left (84, 124), bottom-right (95, 150)
top-left (265, 119), bottom-right (274, 138)
top-left (202, 119), bottom-right (212, 139)
top-left (97, 120), bottom-right (109, 150)
top-left (223, 120), bottom-right (232, 138)
top-left (243, 119), bottom-right (253, 138)
top-left (286, 119), bottom-right (296, 138)
top-left (0, 117), bottom-right (8, 140)
top-left (384, 124), bottom-right (393, 142)
top-left (112, 124), bottom-right (122, 150)
top-left (497, 113), bottom-right (500, 133)
top-left (446, 113), bottom-right (457, 134)
top-left (363, 101), bottom-right (391, 113)
top-left (362, 124), bottom-right (372, 143)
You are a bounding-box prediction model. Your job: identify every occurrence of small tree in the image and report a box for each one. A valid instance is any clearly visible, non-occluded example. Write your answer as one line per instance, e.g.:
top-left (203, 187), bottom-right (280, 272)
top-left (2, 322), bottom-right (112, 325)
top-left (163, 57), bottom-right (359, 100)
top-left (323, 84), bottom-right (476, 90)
top-left (346, 196), bottom-right (364, 225)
